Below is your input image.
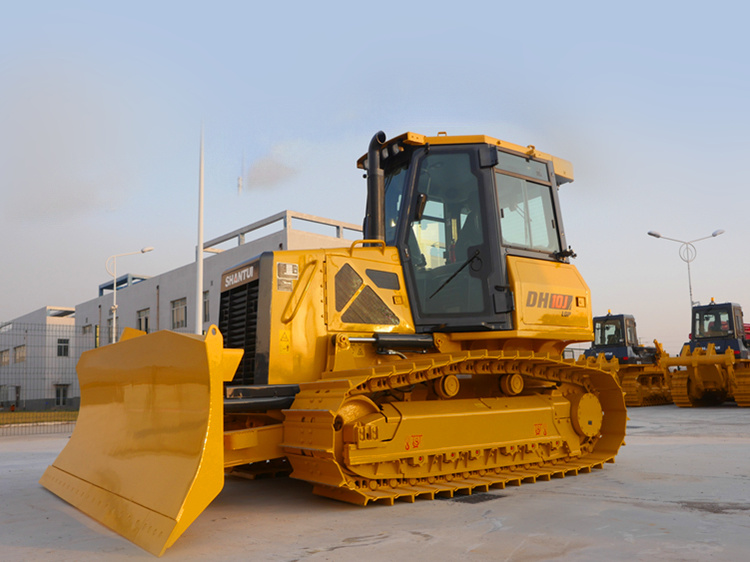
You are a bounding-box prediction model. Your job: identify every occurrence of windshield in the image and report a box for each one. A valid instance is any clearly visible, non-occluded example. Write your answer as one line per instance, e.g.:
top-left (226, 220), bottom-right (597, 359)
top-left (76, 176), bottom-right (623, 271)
top-left (693, 308), bottom-right (732, 338)
top-left (595, 318), bottom-right (624, 346)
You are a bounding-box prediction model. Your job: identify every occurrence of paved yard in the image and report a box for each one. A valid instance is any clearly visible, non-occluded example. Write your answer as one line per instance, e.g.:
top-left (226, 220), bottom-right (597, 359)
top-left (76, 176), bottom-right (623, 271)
top-left (1, 405), bottom-right (749, 561)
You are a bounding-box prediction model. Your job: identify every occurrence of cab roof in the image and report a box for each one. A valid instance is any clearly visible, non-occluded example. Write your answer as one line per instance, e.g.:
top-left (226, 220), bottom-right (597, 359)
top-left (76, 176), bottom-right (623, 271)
top-left (357, 131), bottom-right (574, 184)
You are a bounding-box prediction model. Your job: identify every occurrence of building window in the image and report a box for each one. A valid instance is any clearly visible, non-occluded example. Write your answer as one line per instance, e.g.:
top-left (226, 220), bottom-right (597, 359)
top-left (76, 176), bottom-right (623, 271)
top-left (57, 338), bottom-right (70, 357)
top-left (0, 349), bottom-right (8, 367)
top-left (13, 345), bottom-right (26, 364)
top-left (202, 291), bottom-right (210, 325)
top-left (171, 298), bottom-right (187, 330)
top-left (55, 385), bottom-right (69, 407)
top-left (137, 308), bottom-right (150, 333)
top-left (82, 325), bottom-right (93, 335)
top-left (107, 318), bottom-right (114, 344)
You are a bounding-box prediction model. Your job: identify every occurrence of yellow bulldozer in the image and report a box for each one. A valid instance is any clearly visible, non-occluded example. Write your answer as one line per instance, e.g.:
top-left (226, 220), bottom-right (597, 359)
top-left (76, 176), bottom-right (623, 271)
top-left (40, 131), bottom-right (626, 556)
top-left (662, 299), bottom-right (750, 407)
top-left (578, 312), bottom-right (672, 407)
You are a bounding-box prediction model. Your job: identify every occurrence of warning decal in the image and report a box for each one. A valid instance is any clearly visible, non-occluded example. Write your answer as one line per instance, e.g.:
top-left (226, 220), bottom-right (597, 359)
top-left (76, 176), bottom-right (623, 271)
top-left (277, 262), bottom-right (299, 292)
top-left (279, 330), bottom-right (291, 354)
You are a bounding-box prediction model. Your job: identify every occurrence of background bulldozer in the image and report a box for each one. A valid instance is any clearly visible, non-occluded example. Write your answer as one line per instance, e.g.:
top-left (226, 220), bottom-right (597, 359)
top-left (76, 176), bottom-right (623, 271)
top-left (663, 300), bottom-right (750, 407)
top-left (579, 312), bottom-right (671, 406)
top-left (41, 131), bottom-right (626, 556)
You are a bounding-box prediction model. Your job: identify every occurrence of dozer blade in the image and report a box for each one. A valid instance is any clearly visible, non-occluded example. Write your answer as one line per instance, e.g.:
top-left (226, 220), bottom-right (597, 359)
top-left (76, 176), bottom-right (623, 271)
top-left (39, 325), bottom-right (242, 557)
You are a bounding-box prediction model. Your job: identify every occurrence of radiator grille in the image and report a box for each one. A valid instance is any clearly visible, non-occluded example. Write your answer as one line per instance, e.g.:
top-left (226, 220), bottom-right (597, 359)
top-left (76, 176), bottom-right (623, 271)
top-left (219, 279), bottom-right (258, 385)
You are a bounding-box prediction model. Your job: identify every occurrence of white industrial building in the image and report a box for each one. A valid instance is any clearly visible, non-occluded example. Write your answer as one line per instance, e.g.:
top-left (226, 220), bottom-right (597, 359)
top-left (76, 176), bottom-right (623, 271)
top-left (0, 306), bottom-right (77, 410)
top-left (1, 210), bottom-right (361, 412)
top-left (76, 210), bottom-right (361, 343)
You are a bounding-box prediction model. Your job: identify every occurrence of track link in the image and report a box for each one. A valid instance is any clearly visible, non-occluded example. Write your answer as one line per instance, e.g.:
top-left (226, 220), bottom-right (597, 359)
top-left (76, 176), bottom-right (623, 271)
top-left (313, 455), bottom-right (614, 505)
top-left (733, 362), bottom-right (750, 407)
top-left (670, 370), bottom-right (694, 407)
top-left (281, 350), bottom-right (626, 505)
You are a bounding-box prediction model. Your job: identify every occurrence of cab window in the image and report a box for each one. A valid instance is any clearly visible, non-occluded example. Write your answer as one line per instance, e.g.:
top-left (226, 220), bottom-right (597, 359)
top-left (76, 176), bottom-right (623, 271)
top-left (595, 319), bottom-right (624, 346)
top-left (406, 151), bottom-right (485, 315)
top-left (694, 309), bottom-right (731, 338)
top-left (384, 162), bottom-right (409, 245)
top-left (495, 152), bottom-right (560, 255)
top-left (625, 318), bottom-right (637, 346)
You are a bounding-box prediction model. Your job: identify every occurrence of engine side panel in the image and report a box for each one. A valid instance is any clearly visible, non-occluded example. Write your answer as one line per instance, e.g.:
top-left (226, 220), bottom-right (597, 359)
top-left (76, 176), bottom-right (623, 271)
top-left (507, 255), bottom-right (592, 341)
top-left (252, 245), bottom-right (416, 386)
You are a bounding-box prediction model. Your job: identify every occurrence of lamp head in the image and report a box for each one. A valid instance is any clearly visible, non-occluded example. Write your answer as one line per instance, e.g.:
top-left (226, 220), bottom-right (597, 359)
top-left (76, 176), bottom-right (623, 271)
top-left (141, 247), bottom-right (154, 253)
top-left (647, 231), bottom-right (661, 238)
top-left (711, 229), bottom-right (725, 237)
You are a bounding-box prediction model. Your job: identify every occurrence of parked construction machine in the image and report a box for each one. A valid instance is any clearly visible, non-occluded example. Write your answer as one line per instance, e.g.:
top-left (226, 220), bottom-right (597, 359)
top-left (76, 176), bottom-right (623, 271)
top-left (662, 300), bottom-right (750, 407)
top-left (580, 312), bottom-right (671, 406)
top-left (40, 131), bottom-right (626, 556)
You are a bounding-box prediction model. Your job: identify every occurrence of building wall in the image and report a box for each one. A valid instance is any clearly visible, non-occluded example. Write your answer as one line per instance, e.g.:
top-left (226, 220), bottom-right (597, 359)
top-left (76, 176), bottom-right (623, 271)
top-left (0, 307), bottom-right (78, 410)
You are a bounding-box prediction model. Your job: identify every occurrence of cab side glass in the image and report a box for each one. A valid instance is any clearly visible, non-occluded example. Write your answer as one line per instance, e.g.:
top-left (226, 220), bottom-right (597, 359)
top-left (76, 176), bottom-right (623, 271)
top-left (496, 173), bottom-right (560, 254)
top-left (384, 163), bottom-right (409, 245)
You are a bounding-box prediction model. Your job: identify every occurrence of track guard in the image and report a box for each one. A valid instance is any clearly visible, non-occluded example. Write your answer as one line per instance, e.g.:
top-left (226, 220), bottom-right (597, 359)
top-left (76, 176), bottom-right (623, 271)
top-left (40, 326), bottom-right (242, 556)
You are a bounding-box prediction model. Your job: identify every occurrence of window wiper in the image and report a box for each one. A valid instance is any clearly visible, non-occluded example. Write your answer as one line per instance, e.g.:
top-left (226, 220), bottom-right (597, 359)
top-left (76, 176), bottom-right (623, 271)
top-left (429, 249), bottom-right (480, 300)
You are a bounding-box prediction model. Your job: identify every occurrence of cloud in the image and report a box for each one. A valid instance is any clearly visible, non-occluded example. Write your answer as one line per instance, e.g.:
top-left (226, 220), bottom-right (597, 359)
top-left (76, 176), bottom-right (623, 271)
top-left (243, 151), bottom-right (297, 190)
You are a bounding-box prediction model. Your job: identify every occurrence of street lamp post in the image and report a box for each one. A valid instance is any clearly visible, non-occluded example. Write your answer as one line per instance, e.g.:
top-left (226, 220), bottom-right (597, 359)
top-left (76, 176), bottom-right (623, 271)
top-left (647, 229), bottom-right (725, 307)
top-left (105, 247), bottom-right (154, 343)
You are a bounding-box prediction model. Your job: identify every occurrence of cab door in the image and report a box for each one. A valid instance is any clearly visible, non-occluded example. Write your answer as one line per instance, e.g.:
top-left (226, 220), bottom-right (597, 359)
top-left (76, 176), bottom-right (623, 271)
top-left (398, 145), bottom-right (508, 331)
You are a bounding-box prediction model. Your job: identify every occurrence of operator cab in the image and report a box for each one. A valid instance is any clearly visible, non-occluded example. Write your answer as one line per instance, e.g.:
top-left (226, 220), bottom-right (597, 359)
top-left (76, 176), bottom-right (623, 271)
top-left (584, 313), bottom-right (654, 364)
top-left (363, 132), bottom-right (573, 333)
top-left (688, 301), bottom-right (749, 358)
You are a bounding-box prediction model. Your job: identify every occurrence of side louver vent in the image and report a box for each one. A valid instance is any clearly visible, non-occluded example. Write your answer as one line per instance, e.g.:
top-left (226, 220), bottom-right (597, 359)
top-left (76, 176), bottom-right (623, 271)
top-left (341, 285), bottom-right (399, 325)
top-left (219, 279), bottom-right (258, 384)
top-left (335, 263), bottom-right (363, 311)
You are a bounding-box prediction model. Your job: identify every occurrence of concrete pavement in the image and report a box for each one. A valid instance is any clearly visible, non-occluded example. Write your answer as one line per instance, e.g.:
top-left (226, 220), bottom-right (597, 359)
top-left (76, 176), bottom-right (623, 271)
top-left (1, 405), bottom-right (749, 561)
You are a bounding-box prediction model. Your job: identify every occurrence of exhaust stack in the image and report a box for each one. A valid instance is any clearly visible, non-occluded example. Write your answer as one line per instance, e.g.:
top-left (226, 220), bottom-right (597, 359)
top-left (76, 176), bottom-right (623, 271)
top-left (365, 131), bottom-right (387, 241)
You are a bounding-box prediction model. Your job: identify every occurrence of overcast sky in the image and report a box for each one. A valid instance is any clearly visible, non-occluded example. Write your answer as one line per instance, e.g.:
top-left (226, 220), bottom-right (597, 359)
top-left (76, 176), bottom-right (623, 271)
top-left (1, 2), bottom-right (748, 353)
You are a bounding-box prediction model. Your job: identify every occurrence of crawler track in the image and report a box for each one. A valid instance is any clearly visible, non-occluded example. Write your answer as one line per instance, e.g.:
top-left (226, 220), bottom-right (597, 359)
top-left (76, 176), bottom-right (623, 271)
top-left (281, 350), bottom-right (626, 505)
top-left (621, 368), bottom-right (672, 407)
top-left (670, 370), bottom-right (698, 407)
top-left (735, 364), bottom-right (750, 407)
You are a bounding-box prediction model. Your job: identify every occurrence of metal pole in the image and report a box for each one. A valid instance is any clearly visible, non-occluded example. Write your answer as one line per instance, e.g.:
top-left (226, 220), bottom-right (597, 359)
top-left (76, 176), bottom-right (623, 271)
top-left (685, 250), bottom-right (694, 307)
top-left (105, 247), bottom-right (153, 344)
top-left (195, 128), bottom-right (205, 335)
top-left (112, 257), bottom-right (117, 343)
top-left (678, 241), bottom-right (698, 307)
